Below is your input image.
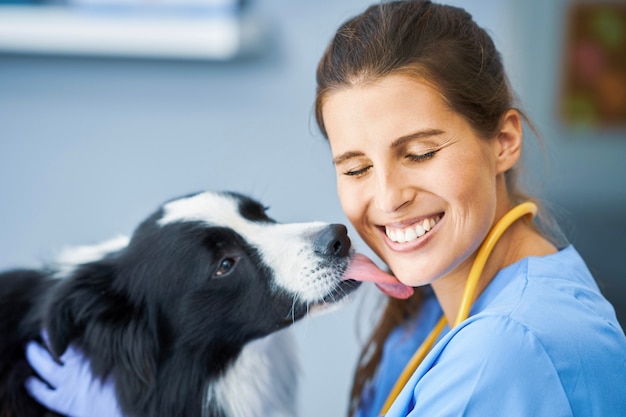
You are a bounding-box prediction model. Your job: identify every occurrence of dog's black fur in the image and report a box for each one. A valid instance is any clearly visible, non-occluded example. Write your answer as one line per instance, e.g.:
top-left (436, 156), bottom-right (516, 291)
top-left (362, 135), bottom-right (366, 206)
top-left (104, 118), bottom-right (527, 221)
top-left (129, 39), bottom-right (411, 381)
top-left (0, 191), bottom-right (360, 417)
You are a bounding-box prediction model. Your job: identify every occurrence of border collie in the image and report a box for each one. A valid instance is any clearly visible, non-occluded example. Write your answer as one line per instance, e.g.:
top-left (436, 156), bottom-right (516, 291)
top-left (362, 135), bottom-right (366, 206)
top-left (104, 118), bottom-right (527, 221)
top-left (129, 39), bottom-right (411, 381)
top-left (0, 191), bottom-right (362, 417)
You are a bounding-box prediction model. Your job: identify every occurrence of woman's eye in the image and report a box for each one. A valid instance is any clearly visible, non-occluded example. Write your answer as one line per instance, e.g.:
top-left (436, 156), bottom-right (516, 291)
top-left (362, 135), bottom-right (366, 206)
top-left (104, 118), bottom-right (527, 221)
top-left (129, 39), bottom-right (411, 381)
top-left (406, 150), bottom-right (437, 162)
top-left (343, 165), bottom-right (372, 177)
top-left (214, 258), bottom-right (237, 277)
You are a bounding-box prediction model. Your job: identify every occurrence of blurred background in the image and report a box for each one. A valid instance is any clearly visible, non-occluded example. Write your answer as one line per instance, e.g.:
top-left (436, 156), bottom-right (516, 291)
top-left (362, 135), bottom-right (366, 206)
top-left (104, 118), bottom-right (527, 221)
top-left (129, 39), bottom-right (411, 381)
top-left (1, 0), bottom-right (624, 415)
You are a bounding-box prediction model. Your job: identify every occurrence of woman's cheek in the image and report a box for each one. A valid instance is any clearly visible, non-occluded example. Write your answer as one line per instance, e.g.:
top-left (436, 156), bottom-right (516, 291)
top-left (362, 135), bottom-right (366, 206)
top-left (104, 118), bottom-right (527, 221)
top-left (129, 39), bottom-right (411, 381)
top-left (337, 181), bottom-right (355, 215)
top-left (337, 180), bottom-right (365, 230)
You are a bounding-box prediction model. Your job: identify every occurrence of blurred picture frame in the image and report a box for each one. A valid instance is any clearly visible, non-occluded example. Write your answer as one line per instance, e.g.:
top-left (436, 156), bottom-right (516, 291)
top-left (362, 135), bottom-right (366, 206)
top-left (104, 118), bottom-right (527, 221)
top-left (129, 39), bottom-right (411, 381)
top-left (559, 1), bottom-right (626, 130)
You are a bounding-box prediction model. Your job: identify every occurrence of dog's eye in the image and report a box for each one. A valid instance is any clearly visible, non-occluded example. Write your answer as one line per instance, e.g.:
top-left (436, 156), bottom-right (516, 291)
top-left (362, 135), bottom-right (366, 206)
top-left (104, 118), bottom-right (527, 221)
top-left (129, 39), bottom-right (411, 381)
top-left (214, 257), bottom-right (237, 278)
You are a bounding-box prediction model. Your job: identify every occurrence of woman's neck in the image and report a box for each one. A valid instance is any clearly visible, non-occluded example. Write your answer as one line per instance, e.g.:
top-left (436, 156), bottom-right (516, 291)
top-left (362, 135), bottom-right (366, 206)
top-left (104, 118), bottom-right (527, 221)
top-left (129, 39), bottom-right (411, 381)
top-left (431, 220), bottom-right (557, 325)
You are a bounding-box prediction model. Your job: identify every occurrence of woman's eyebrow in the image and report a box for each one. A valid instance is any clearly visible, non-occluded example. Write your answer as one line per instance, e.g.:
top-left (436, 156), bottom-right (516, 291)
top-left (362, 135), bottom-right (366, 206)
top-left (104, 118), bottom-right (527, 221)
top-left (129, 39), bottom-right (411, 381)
top-left (333, 150), bottom-right (365, 165)
top-left (390, 128), bottom-right (445, 149)
top-left (333, 128), bottom-right (445, 165)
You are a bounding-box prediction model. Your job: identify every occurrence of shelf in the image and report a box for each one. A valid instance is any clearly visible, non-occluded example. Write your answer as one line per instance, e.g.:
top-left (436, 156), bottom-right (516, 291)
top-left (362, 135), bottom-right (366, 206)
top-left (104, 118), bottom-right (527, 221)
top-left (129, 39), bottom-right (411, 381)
top-left (0, 4), bottom-right (267, 60)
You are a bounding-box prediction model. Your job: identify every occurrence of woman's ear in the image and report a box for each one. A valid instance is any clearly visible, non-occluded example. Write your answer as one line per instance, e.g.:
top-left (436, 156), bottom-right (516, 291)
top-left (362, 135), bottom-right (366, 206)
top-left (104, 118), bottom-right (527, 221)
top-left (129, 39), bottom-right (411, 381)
top-left (494, 109), bottom-right (523, 174)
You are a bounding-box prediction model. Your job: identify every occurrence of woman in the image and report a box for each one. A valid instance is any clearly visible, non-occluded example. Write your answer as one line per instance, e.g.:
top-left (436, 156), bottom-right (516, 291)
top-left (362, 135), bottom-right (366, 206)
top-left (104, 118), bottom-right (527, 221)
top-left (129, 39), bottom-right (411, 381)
top-left (315, 1), bottom-right (626, 416)
top-left (25, 1), bottom-right (626, 416)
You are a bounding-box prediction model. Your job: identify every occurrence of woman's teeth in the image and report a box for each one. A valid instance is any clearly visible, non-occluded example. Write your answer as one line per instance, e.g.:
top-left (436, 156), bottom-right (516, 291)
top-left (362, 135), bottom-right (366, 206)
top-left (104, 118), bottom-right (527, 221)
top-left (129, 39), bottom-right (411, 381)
top-left (385, 216), bottom-right (440, 243)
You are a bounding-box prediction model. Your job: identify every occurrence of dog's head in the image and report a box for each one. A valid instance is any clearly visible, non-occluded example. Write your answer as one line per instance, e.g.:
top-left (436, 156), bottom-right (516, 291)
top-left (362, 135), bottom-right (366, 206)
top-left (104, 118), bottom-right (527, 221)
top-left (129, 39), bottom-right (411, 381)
top-left (44, 191), bottom-right (360, 391)
top-left (119, 190), bottom-right (360, 345)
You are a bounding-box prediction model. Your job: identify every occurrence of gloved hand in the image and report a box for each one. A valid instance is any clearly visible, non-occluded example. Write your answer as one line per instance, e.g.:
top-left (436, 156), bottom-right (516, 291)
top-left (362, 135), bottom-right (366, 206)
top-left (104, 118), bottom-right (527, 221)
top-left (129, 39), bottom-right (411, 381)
top-left (25, 340), bottom-right (125, 417)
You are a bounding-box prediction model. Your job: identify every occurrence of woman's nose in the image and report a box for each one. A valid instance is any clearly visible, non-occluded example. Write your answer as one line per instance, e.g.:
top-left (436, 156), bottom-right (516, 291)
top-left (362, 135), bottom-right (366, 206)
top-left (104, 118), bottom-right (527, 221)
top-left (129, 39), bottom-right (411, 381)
top-left (373, 169), bottom-right (413, 213)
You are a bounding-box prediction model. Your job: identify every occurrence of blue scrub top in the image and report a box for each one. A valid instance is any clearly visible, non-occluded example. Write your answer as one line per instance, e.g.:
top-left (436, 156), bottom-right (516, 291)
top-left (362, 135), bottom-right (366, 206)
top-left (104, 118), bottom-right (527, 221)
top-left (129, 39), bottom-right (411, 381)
top-left (357, 245), bottom-right (626, 417)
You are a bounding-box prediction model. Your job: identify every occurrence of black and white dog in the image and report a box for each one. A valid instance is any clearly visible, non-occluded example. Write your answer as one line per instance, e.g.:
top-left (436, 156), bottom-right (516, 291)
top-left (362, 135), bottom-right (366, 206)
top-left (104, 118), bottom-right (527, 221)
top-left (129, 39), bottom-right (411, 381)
top-left (0, 191), bottom-right (361, 417)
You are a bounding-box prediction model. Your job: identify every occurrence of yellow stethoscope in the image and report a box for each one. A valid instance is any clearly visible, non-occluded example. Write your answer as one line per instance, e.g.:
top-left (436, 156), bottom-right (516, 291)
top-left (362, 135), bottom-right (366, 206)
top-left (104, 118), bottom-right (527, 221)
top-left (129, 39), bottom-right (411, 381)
top-left (379, 201), bottom-right (538, 416)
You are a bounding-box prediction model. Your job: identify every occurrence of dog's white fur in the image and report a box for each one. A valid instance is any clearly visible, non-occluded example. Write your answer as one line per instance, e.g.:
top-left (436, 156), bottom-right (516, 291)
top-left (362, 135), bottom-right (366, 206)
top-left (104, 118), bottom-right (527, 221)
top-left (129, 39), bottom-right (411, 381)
top-left (207, 329), bottom-right (299, 417)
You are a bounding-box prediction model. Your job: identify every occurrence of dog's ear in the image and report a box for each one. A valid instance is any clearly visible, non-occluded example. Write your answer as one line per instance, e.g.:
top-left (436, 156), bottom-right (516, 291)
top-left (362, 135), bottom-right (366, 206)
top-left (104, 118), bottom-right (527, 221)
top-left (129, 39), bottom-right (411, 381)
top-left (45, 260), bottom-right (119, 358)
top-left (44, 260), bottom-right (159, 399)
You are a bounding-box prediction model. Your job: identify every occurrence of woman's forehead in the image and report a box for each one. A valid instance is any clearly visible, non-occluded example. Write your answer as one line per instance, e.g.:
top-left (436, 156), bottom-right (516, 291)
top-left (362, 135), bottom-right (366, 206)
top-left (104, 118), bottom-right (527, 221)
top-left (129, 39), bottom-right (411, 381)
top-left (322, 76), bottom-right (456, 147)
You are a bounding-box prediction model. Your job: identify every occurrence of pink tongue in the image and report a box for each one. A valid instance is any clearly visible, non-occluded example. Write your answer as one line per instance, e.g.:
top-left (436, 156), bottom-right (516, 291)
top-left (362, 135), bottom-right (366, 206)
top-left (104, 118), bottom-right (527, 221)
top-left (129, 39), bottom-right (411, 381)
top-left (343, 253), bottom-right (414, 299)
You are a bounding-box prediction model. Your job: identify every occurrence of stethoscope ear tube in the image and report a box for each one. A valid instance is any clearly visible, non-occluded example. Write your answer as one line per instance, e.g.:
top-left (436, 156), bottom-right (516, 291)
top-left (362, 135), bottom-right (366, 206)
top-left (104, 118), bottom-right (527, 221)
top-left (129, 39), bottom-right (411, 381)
top-left (378, 202), bottom-right (538, 416)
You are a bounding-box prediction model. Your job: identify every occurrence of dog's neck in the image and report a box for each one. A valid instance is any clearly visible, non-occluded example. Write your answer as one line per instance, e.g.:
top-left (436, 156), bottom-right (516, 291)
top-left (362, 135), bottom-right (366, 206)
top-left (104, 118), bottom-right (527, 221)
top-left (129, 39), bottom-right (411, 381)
top-left (203, 328), bottom-right (299, 417)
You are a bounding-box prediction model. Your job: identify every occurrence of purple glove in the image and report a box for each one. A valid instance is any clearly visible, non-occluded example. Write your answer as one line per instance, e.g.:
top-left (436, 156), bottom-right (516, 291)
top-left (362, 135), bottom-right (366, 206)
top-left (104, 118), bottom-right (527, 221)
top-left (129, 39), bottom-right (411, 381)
top-left (25, 341), bottom-right (125, 417)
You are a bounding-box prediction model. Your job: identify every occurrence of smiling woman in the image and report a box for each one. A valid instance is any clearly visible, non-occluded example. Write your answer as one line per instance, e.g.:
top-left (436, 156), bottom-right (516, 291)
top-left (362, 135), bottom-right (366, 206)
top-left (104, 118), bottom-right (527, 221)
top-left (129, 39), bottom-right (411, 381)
top-left (314, 1), bottom-right (626, 416)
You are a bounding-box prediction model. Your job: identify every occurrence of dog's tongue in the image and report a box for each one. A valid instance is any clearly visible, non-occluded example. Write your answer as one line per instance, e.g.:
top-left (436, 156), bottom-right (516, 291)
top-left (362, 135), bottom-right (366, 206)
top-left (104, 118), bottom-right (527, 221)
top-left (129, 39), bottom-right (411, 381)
top-left (343, 253), bottom-right (414, 299)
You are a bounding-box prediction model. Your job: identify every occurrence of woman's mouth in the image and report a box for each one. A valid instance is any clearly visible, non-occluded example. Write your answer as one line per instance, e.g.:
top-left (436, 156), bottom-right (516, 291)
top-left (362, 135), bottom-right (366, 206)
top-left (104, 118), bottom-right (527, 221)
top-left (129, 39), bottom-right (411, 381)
top-left (384, 214), bottom-right (442, 243)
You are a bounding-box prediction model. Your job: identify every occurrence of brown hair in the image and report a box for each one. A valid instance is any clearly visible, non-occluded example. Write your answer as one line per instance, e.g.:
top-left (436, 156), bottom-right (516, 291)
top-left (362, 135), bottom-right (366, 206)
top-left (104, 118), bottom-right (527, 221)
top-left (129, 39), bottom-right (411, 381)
top-left (313, 1), bottom-right (549, 415)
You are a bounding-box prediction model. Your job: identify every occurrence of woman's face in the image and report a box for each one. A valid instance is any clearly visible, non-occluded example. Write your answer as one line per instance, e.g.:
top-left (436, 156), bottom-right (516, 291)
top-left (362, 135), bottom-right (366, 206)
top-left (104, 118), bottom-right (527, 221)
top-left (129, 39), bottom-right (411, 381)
top-left (322, 75), bottom-right (505, 287)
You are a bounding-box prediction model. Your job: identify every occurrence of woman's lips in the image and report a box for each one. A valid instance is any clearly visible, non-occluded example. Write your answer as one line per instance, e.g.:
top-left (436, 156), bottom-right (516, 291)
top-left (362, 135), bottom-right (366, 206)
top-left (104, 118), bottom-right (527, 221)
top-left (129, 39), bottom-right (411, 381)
top-left (380, 212), bottom-right (443, 252)
top-left (342, 253), bottom-right (414, 299)
top-left (384, 213), bottom-right (442, 243)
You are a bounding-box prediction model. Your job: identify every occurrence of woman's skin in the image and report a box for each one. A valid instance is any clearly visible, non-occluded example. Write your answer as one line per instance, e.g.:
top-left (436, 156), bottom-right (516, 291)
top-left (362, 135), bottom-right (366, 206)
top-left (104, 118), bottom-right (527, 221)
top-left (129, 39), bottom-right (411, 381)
top-left (322, 74), bottom-right (557, 323)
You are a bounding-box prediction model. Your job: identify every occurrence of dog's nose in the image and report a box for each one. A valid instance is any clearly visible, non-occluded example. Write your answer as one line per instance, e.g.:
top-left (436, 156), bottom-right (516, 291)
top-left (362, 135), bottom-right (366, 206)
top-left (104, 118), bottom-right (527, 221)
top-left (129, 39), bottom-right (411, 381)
top-left (313, 224), bottom-right (351, 258)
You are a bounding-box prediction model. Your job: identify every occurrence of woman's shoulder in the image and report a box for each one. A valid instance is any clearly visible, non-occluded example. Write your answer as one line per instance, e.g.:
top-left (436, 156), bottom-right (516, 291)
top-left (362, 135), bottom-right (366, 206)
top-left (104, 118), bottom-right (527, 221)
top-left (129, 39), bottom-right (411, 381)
top-left (473, 245), bottom-right (623, 346)
top-left (436, 247), bottom-right (626, 415)
top-left (507, 245), bottom-right (622, 334)
top-left (482, 245), bottom-right (616, 325)
top-left (438, 300), bottom-right (626, 416)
